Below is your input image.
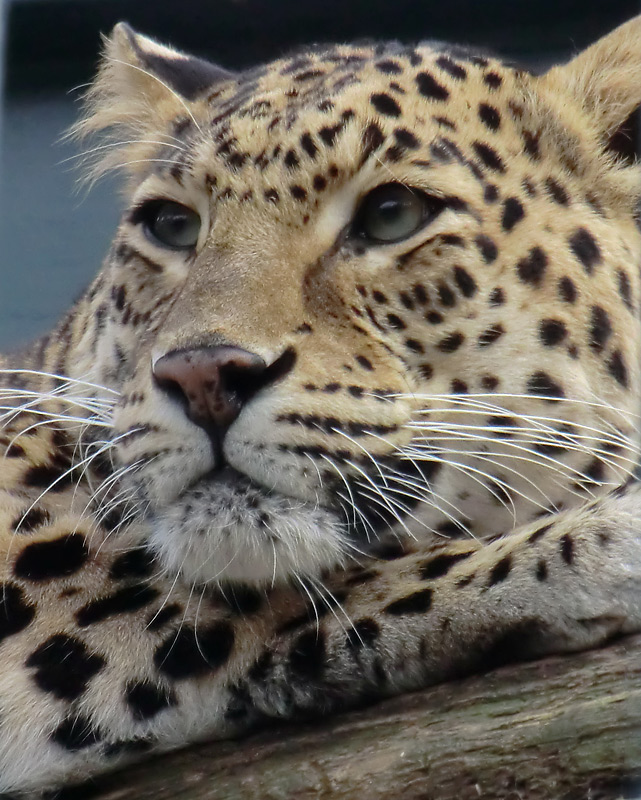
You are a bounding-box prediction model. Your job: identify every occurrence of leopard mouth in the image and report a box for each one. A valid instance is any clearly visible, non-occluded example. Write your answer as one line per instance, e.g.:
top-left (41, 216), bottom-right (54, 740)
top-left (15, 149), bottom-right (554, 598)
top-left (144, 458), bottom-right (349, 587)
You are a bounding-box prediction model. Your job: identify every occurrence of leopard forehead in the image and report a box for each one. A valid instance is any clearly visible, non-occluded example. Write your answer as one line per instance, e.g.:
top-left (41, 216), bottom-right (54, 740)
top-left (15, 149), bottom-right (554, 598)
top-left (122, 43), bottom-right (576, 215)
top-left (169, 44), bottom-right (523, 187)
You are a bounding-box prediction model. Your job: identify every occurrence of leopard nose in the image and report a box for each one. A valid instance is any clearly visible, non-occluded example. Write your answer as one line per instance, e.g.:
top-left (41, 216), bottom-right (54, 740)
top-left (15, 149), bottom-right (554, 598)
top-left (152, 345), bottom-right (296, 434)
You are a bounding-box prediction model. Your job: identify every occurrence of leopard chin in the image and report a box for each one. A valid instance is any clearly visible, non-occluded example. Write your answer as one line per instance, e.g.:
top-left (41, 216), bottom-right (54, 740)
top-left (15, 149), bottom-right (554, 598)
top-left (146, 468), bottom-right (348, 586)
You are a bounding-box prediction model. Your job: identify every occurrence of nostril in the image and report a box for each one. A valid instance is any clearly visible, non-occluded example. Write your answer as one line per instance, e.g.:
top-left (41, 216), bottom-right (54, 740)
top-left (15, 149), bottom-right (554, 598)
top-left (219, 361), bottom-right (266, 407)
top-left (153, 373), bottom-right (191, 411)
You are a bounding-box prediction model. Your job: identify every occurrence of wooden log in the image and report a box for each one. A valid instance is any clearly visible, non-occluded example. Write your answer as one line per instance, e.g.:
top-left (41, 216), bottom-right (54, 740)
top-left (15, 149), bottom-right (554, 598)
top-left (78, 633), bottom-right (641, 800)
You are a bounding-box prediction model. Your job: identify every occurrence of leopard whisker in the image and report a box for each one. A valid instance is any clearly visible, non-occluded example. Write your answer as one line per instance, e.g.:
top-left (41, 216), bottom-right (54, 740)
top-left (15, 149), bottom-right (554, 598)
top-left (61, 137), bottom-right (188, 166)
top-left (307, 574), bottom-right (359, 640)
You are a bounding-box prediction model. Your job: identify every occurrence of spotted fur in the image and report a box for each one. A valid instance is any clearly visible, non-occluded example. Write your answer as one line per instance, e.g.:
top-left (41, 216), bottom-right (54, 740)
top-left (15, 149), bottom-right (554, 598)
top-left (2, 16), bottom-right (641, 794)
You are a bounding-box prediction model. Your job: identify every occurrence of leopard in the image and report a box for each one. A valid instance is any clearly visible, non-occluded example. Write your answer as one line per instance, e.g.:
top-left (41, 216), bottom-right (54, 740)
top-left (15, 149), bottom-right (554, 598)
top-left (2, 14), bottom-right (641, 796)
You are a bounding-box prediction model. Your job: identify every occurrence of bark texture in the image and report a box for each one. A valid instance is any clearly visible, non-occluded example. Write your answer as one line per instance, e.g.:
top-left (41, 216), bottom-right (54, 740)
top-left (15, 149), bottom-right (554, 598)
top-left (79, 634), bottom-right (641, 800)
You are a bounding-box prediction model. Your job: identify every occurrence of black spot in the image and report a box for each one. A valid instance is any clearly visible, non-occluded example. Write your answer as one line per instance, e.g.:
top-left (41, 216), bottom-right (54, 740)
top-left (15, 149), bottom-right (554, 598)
top-left (501, 197), bottom-right (524, 231)
top-left (264, 188), bottom-right (280, 203)
top-left (11, 506), bottom-right (50, 533)
top-left (416, 71), bottom-right (449, 101)
top-left (488, 555), bottom-right (512, 586)
top-left (147, 603), bottom-right (181, 631)
top-left (283, 149), bottom-right (299, 169)
top-left (313, 174), bottom-right (327, 191)
top-left (483, 71), bottom-right (502, 89)
top-left (484, 184), bottom-right (499, 203)
top-left (544, 177), bottom-right (569, 205)
top-left (109, 548), bottom-right (154, 580)
top-left (419, 551), bottom-right (472, 580)
top-left (489, 287), bottom-right (505, 305)
top-left (0, 583), bottom-right (36, 642)
top-left (475, 235), bottom-right (498, 263)
top-left (478, 103), bottom-right (500, 130)
top-left (392, 128), bottom-right (420, 152)
top-left (528, 523), bottom-right (552, 544)
top-left (451, 379), bottom-right (468, 393)
top-left (384, 588), bottom-right (432, 615)
top-left (473, 142), bottom-right (505, 172)
top-left (419, 363), bottom-right (434, 379)
top-left (290, 185), bottom-right (307, 201)
top-left (526, 371), bottom-right (565, 399)
top-left (346, 618), bottom-right (380, 650)
top-left (453, 266), bottom-right (477, 297)
top-left (222, 585), bottom-right (263, 615)
top-left (522, 130), bottom-right (540, 160)
top-left (617, 269), bottom-right (633, 310)
top-left (481, 375), bottom-right (499, 390)
top-left (536, 559), bottom-right (548, 581)
top-left (51, 715), bottom-right (101, 751)
top-left (437, 332), bottom-right (465, 352)
top-left (435, 55), bottom-right (466, 80)
top-left (370, 92), bottom-right (402, 117)
top-left (318, 124), bottom-right (343, 146)
top-left (26, 634), bottom-right (105, 700)
top-left (426, 311), bottom-right (443, 324)
top-left (405, 338), bottom-right (424, 354)
top-left (76, 584), bottom-right (159, 627)
top-left (126, 681), bottom-right (176, 721)
top-left (360, 123), bottom-right (386, 164)
top-left (398, 291), bottom-right (415, 310)
top-left (289, 629), bottom-right (326, 677)
top-left (558, 276), bottom-right (577, 303)
top-left (154, 622), bottom-right (235, 679)
top-left (437, 283), bottom-right (456, 307)
top-left (386, 313), bottom-right (406, 330)
top-left (516, 247), bottom-right (547, 285)
top-left (300, 133), bottom-right (318, 158)
top-left (607, 349), bottom-right (629, 388)
top-left (539, 319), bottom-right (567, 347)
top-left (569, 228), bottom-right (601, 273)
top-left (371, 541), bottom-right (407, 560)
top-left (24, 461), bottom-right (73, 492)
top-left (589, 306), bottom-right (612, 352)
top-left (478, 324), bottom-right (504, 347)
top-left (560, 534), bottom-right (574, 564)
top-left (14, 534), bottom-right (88, 581)
top-left (376, 59), bottom-right (402, 74)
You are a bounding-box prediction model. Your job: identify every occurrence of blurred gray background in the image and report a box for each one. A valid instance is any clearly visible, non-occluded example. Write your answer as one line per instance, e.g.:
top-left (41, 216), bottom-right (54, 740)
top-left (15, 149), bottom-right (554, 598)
top-left (1, 0), bottom-right (639, 350)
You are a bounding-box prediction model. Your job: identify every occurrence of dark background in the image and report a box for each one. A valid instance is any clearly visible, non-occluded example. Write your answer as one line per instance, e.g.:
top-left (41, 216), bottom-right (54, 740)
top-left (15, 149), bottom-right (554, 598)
top-left (1, 0), bottom-right (640, 348)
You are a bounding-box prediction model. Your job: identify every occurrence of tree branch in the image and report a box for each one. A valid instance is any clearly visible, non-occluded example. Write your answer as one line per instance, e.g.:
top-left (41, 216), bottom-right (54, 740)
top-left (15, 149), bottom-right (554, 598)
top-left (81, 634), bottom-right (641, 800)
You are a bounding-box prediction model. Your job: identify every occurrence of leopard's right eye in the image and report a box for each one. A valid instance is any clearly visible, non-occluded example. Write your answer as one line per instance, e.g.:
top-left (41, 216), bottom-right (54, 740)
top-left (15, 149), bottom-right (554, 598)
top-left (132, 200), bottom-right (201, 250)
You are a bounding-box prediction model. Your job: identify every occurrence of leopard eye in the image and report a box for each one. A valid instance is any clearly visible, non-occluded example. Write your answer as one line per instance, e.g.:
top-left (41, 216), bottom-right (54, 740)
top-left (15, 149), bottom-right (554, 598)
top-left (353, 183), bottom-right (444, 244)
top-left (134, 200), bottom-right (201, 250)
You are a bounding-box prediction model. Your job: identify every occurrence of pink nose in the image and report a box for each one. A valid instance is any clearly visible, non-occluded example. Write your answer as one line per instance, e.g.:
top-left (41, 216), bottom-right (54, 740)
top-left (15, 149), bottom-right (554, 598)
top-left (153, 346), bottom-right (268, 432)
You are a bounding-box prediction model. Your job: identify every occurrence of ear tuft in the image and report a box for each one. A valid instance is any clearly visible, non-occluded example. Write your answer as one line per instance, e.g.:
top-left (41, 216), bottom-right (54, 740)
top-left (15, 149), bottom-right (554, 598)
top-left (543, 15), bottom-right (641, 135)
top-left (70, 23), bottom-right (234, 186)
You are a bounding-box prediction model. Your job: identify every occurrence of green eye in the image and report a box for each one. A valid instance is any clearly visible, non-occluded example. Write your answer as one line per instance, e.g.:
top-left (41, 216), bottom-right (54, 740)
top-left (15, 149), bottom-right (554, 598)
top-left (354, 183), bottom-right (444, 244)
top-left (135, 200), bottom-right (201, 250)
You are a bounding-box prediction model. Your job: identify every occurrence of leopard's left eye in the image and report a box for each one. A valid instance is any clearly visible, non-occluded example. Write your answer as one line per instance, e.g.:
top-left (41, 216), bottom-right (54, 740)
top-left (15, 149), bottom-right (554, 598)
top-left (352, 183), bottom-right (445, 244)
top-left (132, 200), bottom-right (201, 250)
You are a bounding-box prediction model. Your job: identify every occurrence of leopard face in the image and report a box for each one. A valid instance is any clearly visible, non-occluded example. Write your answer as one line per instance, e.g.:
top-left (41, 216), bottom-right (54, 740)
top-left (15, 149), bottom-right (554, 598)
top-left (65, 25), bottom-right (640, 587)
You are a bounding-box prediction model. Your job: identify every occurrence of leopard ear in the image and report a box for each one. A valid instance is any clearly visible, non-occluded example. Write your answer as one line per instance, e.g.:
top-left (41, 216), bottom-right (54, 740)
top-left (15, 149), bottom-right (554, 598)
top-left (542, 15), bottom-right (641, 135)
top-left (105, 23), bottom-right (234, 103)
top-left (72, 23), bottom-right (234, 183)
